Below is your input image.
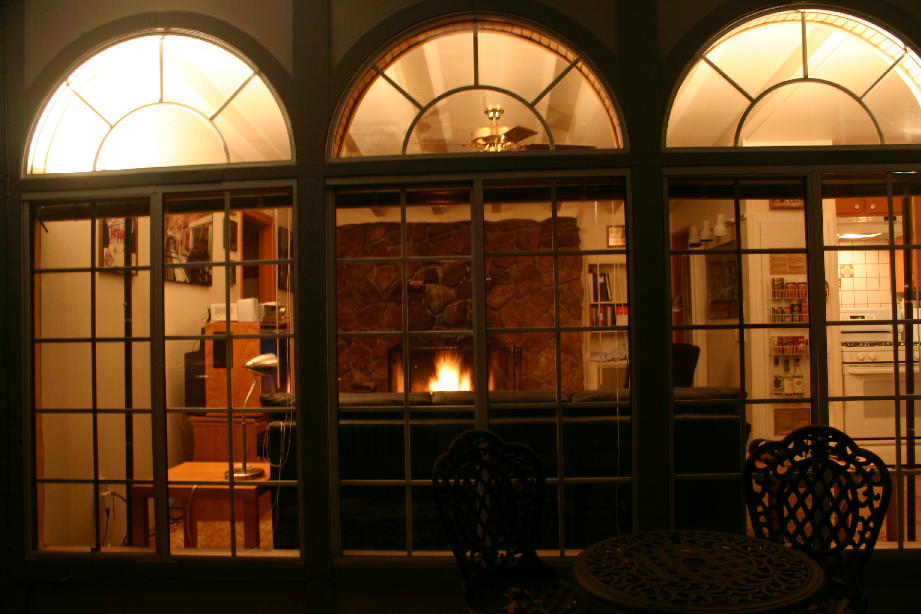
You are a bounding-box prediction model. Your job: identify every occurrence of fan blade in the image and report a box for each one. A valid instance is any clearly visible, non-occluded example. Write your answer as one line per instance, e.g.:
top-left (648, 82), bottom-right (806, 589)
top-left (522, 143), bottom-right (597, 150)
top-left (501, 125), bottom-right (538, 143)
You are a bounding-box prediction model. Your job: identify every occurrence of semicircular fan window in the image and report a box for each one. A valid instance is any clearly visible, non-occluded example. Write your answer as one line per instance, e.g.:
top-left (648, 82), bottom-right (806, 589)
top-left (332, 20), bottom-right (623, 157)
top-left (667, 9), bottom-right (921, 147)
top-left (26, 33), bottom-right (293, 175)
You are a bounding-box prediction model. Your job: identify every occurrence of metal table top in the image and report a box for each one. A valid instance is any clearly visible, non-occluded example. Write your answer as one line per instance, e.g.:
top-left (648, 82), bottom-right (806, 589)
top-left (573, 530), bottom-right (825, 613)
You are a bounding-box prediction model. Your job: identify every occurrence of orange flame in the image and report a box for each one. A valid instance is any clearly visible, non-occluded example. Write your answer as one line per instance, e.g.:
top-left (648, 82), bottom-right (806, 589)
top-left (428, 351), bottom-right (472, 391)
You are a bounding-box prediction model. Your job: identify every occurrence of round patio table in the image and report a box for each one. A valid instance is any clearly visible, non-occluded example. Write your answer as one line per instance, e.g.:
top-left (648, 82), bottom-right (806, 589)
top-left (572, 530), bottom-right (824, 613)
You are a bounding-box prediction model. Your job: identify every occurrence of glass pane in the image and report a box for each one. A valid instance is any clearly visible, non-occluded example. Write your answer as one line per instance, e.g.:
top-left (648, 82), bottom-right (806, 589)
top-left (666, 61), bottom-right (749, 147)
top-left (214, 76), bottom-right (292, 161)
top-left (566, 330), bottom-right (629, 397)
top-left (337, 261), bottom-right (402, 332)
top-left (410, 423), bottom-right (472, 481)
top-left (807, 22), bottom-right (895, 96)
top-left (28, 33), bottom-right (292, 174)
top-left (707, 21), bottom-right (804, 97)
top-left (383, 31), bottom-right (473, 105)
top-left (675, 478), bottom-right (744, 531)
top-left (564, 484), bottom-right (631, 548)
top-left (484, 198), bottom-right (553, 253)
top-left (557, 198), bottom-right (626, 252)
top-left (339, 423), bottom-right (404, 480)
top-left (97, 482), bottom-right (134, 550)
top-left (486, 256), bottom-right (556, 328)
top-left (337, 336), bottom-right (400, 396)
top-left (407, 261), bottom-right (472, 331)
top-left (268, 485), bottom-right (300, 551)
top-left (36, 218), bottom-right (92, 269)
top-left (533, 64), bottom-right (618, 149)
top-left (740, 82), bottom-right (879, 146)
top-left (408, 89), bottom-right (544, 154)
top-left (96, 271), bottom-right (151, 338)
top-left (487, 332), bottom-right (556, 394)
top-left (411, 485), bottom-right (449, 551)
top-left (478, 31), bottom-right (563, 102)
top-left (406, 189), bottom-right (470, 257)
top-left (162, 35), bottom-right (252, 118)
top-left (865, 56), bottom-right (921, 144)
top-left (29, 86), bottom-right (110, 174)
top-left (36, 413), bottom-right (94, 479)
top-left (490, 422), bottom-right (557, 476)
top-left (563, 420), bottom-right (630, 477)
top-left (340, 486), bottom-right (406, 551)
top-left (344, 76), bottom-right (419, 157)
top-left (37, 483), bottom-right (96, 549)
top-left (97, 105), bottom-right (228, 170)
top-left (336, 197), bottom-right (401, 257)
top-left (96, 341), bottom-right (151, 410)
top-left (69, 36), bottom-right (160, 124)
top-left (36, 272), bottom-right (91, 338)
top-left (338, 20), bottom-right (621, 157)
top-left (36, 343), bottom-right (92, 409)
top-left (160, 481), bottom-right (274, 553)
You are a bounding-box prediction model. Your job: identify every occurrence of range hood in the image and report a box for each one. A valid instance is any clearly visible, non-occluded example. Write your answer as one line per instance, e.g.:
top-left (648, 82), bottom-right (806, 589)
top-left (835, 216), bottom-right (901, 241)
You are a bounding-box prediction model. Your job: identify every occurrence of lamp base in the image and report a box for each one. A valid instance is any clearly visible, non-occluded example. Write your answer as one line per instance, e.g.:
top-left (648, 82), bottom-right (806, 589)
top-left (225, 465), bottom-right (266, 480)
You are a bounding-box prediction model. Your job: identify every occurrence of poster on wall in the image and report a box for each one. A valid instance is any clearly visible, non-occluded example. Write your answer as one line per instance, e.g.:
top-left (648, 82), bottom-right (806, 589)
top-left (99, 217), bottom-right (138, 272)
top-left (164, 213), bottom-right (213, 286)
top-left (706, 250), bottom-right (739, 320)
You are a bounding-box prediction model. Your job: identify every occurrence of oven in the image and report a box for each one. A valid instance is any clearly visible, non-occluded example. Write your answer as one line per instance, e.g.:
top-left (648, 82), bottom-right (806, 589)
top-left (839, 307), bottom-right (921, 465)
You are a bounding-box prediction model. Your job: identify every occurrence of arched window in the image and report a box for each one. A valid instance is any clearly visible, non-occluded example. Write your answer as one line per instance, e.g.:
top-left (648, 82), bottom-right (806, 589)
top-left (331, 18), bottom-right (623, 157)
top-left (667, 9), bottom-right (921, 147)
top-left (26, 33), bottom-right (293, 174)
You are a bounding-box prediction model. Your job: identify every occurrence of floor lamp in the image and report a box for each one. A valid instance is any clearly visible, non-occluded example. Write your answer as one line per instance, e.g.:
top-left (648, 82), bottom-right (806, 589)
top-left (226, 352), bottom-right (277, 479)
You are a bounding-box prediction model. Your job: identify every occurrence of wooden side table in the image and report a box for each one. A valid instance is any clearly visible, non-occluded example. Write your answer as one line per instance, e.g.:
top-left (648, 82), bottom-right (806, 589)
top-left (131, 461), bottom-right (271, 549)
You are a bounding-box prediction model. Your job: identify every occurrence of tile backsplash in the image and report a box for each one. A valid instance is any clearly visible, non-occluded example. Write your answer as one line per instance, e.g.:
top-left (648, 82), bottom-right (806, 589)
top-left (838, 250), bottom-right (891, 308)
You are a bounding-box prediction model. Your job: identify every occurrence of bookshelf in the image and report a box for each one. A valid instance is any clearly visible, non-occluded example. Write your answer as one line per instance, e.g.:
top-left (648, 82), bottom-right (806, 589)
top-left (585, 260), bottom-right (629, 389)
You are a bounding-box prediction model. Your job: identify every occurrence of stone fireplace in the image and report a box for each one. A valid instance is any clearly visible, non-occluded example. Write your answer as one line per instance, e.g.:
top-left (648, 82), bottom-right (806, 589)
top-left (337, 218), bottom-right (584, 394)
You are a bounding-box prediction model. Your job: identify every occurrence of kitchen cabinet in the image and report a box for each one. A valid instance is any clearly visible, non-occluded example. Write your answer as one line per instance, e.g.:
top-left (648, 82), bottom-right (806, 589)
top-left (835, 197), bottom-right (894, 216)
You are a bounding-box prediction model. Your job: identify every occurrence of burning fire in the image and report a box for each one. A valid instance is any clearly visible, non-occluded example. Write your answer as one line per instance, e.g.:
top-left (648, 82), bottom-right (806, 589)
top-left (428, 351), bottom-right (472, 391)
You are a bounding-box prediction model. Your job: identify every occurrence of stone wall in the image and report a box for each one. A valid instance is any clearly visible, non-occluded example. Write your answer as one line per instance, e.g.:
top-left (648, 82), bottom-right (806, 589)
top-left (336, 219), bottom-right (583, 393)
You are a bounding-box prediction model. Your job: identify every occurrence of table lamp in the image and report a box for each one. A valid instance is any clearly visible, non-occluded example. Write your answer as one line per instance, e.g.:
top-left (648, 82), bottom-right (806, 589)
top-left (226, 352), bottom-right (277, 479)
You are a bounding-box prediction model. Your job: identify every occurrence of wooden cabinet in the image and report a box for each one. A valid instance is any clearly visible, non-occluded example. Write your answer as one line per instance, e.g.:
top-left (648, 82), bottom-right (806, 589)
top-left (204, 321), bottom-right (264, 410)
top-left (835, 196), bottom-right (897, 216)
top-left (188, 415), bottom-right (267, 462)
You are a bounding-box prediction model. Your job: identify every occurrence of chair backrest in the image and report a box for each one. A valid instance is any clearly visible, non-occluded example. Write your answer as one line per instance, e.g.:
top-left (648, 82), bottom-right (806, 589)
top-left (672, 342), bottom-right (700, 387)
top-left (432, 429), bottom-right (545, 581)
top-left (743, 425), bottom-right (891, 586)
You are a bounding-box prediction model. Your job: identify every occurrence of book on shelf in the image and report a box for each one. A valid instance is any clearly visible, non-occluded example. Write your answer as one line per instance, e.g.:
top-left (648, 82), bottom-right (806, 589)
top-left (590, 271), bottom-right (613, 302)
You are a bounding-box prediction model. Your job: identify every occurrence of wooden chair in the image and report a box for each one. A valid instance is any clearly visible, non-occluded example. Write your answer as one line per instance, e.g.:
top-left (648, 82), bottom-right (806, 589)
top-left (743, 425), bottom-right (891, 613)
top-left (432, 429), bottom-right (592, 614)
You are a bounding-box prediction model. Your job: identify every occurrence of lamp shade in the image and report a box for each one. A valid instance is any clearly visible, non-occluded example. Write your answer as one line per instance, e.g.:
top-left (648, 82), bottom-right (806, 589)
top-left (245, 353), bottom-right (278, 375)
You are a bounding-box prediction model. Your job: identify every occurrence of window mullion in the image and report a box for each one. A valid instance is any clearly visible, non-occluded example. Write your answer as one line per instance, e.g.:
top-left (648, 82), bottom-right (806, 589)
top-left (471, 179), bottom-right (488, 427)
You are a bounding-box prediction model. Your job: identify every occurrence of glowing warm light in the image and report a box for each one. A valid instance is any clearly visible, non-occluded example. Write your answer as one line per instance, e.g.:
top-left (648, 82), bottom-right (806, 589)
top-left (26, 33), bottom-right (292, 175)
top-left (428, 351), bottom-right (472, 391)
top-left (667, 9), bottom-right (921, 147)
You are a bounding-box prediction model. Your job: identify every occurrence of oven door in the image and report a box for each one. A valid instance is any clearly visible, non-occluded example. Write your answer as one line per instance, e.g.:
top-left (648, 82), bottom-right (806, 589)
top-left (840, 362), bottom-right (921, 464)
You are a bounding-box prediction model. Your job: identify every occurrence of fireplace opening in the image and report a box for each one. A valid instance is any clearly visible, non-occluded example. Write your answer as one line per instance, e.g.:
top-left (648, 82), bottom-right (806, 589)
top-left (389, 345), bottom-right (520, 393)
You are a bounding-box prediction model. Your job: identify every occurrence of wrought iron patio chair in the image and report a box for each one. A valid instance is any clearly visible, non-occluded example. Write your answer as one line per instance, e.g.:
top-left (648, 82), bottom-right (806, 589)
top-left (743, 425), bottom-right (891, 613)
top-left (432, 429), bottom-right (592, 614)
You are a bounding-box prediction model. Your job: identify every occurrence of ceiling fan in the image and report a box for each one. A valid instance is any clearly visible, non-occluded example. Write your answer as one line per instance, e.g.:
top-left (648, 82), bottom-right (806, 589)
top-left (470, 104), bottom-right (537, 152)
top-left (468, 103), bottom-right (597, 152)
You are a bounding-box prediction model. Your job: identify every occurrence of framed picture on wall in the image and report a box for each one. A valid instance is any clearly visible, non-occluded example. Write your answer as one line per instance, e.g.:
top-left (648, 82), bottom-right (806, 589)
top-left (607, 225), bottom-right (626, 247)
top-left (227, 216), bottom-right (238, 252)
top-left (99, 217), bottom-right (138, 272)
top-left (164, 213), bottom-right (213, 286)
top-left (705, 249), bottom-right (739, 320)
